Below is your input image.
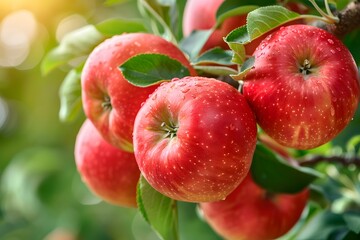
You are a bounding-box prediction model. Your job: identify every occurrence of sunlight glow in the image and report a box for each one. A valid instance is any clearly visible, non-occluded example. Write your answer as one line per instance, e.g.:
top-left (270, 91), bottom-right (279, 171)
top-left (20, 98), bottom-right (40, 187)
top-left (0, 10), bottom-right (38, 67)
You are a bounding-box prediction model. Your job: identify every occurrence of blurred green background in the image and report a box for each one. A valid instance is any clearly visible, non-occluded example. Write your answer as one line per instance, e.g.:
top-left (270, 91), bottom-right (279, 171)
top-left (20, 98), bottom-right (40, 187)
top-left (0, 1), bottom-right (150, 239)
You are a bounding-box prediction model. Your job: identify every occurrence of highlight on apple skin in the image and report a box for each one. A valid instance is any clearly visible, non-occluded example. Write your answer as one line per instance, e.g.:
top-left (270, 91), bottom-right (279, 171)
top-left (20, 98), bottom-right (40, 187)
top-left (74, 119), bottom-right (140, 208)
top-left (243, 24), bottom-right (360, 150)
top-left (133, 76), bottom-right (258, 203)
top-left (81, 33), bottom-right (196, 152)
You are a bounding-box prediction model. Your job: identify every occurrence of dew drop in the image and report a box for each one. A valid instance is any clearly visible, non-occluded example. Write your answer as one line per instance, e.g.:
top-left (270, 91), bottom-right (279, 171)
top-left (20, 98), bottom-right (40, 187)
top-left (327, 39), bottom-right (334, 44)
top-left (181, 88), bottom-right (190, 93)
top-left (330, 49), bottom-right (335, 54)
top-left (152, 93), bottom-right (157, 100)
top-left (330, 107), bottom-right (335, 116)
top-left (336, 47), bottom-right (341, 52)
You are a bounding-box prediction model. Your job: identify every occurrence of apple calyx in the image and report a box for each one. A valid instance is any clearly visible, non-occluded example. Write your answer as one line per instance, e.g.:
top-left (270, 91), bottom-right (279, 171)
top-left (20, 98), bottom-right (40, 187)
top-left (160, 121), bottom-right (178, 139)
top-left (299, 59), bottom-right (313, 76)
top-left (101, 95), bottom-right (112, 110)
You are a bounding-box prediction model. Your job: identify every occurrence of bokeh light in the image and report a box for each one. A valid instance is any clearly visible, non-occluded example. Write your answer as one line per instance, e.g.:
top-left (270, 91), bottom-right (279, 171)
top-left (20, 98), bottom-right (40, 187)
top-left (0, 10), bottom-right (39, 68)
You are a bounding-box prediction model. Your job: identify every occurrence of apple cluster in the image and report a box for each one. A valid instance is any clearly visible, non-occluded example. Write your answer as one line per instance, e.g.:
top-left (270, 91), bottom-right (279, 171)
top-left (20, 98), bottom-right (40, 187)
top-left (73, 1), bottom-right (360, 239)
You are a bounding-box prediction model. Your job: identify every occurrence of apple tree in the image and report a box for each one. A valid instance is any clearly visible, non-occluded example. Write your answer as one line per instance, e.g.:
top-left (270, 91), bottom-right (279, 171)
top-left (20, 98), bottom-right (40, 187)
top-left (41, 0), bottom-right (360, 239)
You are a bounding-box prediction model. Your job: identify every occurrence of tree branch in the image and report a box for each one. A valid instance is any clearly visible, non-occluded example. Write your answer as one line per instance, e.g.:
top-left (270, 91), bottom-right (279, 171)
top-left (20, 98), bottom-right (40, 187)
top-left (315, 1), bottom-right (360, 38)
top-left (299, 155), bottom-right (360, 167)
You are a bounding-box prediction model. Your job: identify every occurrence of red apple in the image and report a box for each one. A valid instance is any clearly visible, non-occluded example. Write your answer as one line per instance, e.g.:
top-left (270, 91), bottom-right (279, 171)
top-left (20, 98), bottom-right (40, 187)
top-left (183, 0), bottom-right (247, 53)
top-left (133, 76), bottom-right (257, 202)
top-left (243, 24), bottom-right (360, 149)
top-left (81, 33), bottom-right (196, 152)
top-left (200, 174), bottom-right (309, 240)
top-left (284, 1), bottom-right (309, 15)
top-left (74, 119), bottom-right (140, 207)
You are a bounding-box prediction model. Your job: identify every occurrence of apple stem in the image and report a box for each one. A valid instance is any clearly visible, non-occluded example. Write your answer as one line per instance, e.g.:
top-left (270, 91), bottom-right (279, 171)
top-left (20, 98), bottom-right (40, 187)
top-left (324, 0), bottom-right (336, 18)
top-left (102, 95), bottom-right (112, 110)
top-left (307, 0), bottom-right (339, 24)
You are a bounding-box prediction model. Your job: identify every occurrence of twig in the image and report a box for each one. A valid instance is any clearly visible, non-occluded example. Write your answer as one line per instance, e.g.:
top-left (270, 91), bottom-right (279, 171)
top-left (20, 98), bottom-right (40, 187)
top-left (314, 1), bottom-right (360, 38)
top-left (299, 155), bottom-right (360, 167)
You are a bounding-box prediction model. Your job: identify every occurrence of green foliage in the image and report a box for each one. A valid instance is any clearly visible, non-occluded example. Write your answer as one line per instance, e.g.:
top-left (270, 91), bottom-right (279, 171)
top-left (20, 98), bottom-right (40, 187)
top-left (296, 211), bottom-right (360, 240)
top-left (179, 30), bottom-right (213, 59)
top-left (41, 25), bottom-right (105, 75)
top-left (251, 143), bottom-right (322, 194)
top-left (137, 175), bottom-right (179, 240)
top-left (193, 48), bottom-right (234, 66)
top-left (247, 6), bottom-right (300, 39)
top-left (58, 67), bottom-right (83, 122)
top-left (119, 53), bottom-right (191, 87)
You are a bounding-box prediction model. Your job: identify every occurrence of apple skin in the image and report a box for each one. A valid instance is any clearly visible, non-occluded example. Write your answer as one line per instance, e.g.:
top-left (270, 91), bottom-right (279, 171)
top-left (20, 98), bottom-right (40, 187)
top-left (74, 119), bottom-right (140, 207)
top-left (200, 174), bottom-right (309, 240)
top-left (81, 33), bottom-right (196, 152)
top-left (133, 76), bottom-right (257, 202)
top-left (243, 24), bottom-right (360, 150)
top-left (183, 0), bottom-right (247, 53)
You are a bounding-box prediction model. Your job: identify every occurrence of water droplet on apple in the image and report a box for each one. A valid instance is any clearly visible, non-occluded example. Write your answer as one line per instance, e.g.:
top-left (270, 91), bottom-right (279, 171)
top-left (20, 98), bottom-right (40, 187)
top-left (330, 107), bottom-right (335, 116)
top-left (181, 88), bottom-right (190, 93)
top-left (152, 93), bottom-right (157, 100)
top-left (336, 47), bottom-right (341, 52)
top-left (330, 49), bottom-right (335, 54)
top-left (327, 39), bottom-right (334, 44)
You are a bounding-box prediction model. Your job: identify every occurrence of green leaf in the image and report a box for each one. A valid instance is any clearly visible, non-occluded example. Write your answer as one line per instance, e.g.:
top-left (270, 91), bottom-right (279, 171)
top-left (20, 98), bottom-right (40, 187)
top-left (231, 56), bottom-right (254, 80)
top-left (225, 25), bottom-right (250, 44)
top-left (194, 65), bottom-right (237, 76)
top-left (170, 0), bottom-right (187, 40)
top-left (193, 48), bottom-right (234, 66)
top-left (59, 67), bottom-right (83, 122)
top-left (216, 5), bottom-right (257, 28)
top-left (216, 0), bottom-right (278, 27)
top-left (344, 213), bottom-right (360, 234)
top-left (137, 0), bottom-right (176, 43)
top-left (137, 175), bottom-right (179, 240)
top-left (251, 143), bottom-right (322, 193)
top-left (179, 29), bottom-right (213, 59)
top-left (119, 53), bottom-right (190, 87)
top-left (41, 25), bottom-right (104, 75)
top-left (95, 18), bottom-right (146, 36)
top-left (246, 5), bottom-right (300, 40)
top-left (224, 26), bottom-right (249, 65)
